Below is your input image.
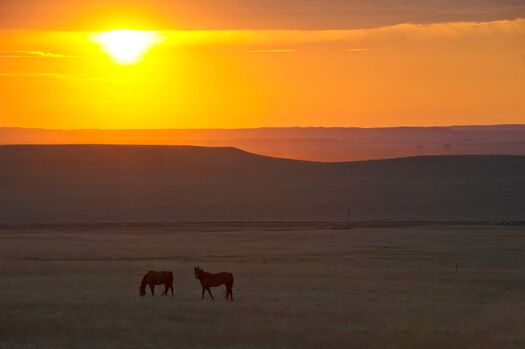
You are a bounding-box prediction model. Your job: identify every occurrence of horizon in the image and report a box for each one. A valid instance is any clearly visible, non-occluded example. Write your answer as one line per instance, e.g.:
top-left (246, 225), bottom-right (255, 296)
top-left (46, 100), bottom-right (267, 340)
top-left (2, 123), bottom-right (525, 131)
top-left (3, 124), bottom-right (524, 162)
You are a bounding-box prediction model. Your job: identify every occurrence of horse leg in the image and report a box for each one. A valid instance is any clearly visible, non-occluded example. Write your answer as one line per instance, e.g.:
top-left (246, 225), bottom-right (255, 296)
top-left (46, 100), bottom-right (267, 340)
top-left (229, 288), bottom-right (233, 302)
top-left (150, 284), bottom-right (155, 296)
top-left (162, 284), bottom-right (167, 296)
top-left (207, 287), bottom-right (215, 300)
top-left (201, 287), bottom-right (205, 299)
top-left (170, 284), bottom-right (174, 297)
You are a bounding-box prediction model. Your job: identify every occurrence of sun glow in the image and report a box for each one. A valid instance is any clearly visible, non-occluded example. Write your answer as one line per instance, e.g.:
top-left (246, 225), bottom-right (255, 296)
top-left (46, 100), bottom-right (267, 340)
top-left (91, 30), bottom-right (161, 64)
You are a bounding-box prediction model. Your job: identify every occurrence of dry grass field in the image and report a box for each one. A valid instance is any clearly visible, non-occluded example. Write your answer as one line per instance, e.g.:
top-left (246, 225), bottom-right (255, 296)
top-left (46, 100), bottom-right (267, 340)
top-left (0, 223), bottom-right (524, 349)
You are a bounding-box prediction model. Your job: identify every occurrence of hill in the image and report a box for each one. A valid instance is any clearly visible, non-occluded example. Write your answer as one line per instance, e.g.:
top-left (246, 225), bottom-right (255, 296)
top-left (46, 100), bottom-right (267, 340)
top-left (1, 125), bottom-right (525, 162)
top-left (0, 145), bottom-right (523, 224)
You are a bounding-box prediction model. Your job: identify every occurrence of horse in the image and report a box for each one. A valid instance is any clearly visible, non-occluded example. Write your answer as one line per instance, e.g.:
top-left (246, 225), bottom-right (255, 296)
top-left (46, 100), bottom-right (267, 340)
top-left (194, 266), bottom-right (234, 301)
top-left (139, 271), bottom-right (174, 297)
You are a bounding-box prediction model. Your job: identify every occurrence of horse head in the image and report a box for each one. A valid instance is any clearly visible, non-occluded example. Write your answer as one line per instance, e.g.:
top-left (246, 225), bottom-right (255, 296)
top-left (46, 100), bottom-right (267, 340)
top-left (194, 266), bottom-right (202, 279)
top-left (139, 273), bottom-right (149, 296)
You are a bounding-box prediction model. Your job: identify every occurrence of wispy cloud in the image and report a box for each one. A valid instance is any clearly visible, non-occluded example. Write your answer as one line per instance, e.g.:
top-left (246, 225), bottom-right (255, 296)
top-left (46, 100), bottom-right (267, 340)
top-left (0, 73), bottom-right (108, 81)
top-left (160, 18), bottom-right (525, 47)
top-left (345, 48), bottom-right (372, 52)
top-left (249, 49), bottom-right (297, 53)
top-left (0, 50), bottom-right (74, 58)
top-left (0, 18), bottom-right (522, 54)
top-left (0, 72), bottom-right (77, 80)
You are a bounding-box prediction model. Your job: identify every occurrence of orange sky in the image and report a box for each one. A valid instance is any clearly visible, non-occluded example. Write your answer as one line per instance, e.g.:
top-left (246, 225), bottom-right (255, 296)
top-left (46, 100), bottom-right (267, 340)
top-left (0, 1), bottom-right (524, 128)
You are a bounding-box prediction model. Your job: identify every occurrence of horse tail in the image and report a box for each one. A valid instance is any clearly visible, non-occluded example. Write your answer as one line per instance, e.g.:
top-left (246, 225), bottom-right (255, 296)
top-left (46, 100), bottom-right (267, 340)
top-left (227, 273), bottom-right (234, 301)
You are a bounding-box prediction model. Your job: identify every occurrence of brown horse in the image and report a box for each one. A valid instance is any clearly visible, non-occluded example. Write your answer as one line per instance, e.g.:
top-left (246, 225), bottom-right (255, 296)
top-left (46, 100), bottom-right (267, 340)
top-left (194, 267), bottom-right (234, 301)
top-left (139, 271), bottom-right (174, 297)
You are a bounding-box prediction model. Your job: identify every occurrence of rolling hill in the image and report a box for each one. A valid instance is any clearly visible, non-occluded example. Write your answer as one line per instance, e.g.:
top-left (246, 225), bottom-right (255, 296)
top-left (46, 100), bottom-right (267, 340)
top-left (1, 125), bottom-right (525, 162)
top-left (0, 145), bottom-right (523, 224)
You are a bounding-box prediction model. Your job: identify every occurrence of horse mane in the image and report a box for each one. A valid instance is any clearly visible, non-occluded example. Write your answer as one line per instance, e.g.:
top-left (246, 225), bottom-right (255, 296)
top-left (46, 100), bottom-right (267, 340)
top-left (196, 268), bottom-right (209, 279)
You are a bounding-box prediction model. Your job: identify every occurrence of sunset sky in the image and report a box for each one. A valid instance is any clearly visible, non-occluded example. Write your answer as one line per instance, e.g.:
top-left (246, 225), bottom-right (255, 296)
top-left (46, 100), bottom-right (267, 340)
top-left (1, 0), bottom-right (524, 129)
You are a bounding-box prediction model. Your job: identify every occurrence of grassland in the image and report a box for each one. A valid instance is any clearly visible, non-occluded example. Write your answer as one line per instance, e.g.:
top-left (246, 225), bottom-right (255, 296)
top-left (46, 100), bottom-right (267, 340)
top-left (0, 223), bottom-right (524, 348)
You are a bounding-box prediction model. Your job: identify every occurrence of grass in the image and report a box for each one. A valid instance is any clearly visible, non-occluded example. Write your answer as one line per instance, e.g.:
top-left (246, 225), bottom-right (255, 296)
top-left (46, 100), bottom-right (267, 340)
top-left (0, 224), bottom-right (524, 348)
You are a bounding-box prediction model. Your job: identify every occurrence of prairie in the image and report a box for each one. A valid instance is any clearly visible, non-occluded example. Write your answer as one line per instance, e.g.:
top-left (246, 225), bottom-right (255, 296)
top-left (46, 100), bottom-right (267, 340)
top-left (1, 145), bottom-right (524, 224)
top-left (0, 223), bottom-right (523, 349)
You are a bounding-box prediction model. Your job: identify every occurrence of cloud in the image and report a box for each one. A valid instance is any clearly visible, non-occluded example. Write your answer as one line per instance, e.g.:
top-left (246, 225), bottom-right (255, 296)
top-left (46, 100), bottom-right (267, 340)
top-left (249, 49), bottom-right (297, 53)
top-left (0, 18), bottom-right (522, 59)
top-left (0, 50), bottom-right (74, 58)
top-left (0, 72), bottom-right (77, 79)
top-left (345, 48), bottom-right (371, 52)
top-left (0, 73), bottom-right (107, 81)
top-left (1, 0), bottom-right (524, 30)
top-left (160, 18), bottom-right (525, 47)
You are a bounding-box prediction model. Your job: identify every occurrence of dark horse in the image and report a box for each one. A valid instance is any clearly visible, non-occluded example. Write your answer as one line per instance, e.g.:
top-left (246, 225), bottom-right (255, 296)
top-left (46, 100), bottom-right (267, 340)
top-left (139, 271), bottom-right (174, 297)
top-left (194, 267), bottom-right (234, 301)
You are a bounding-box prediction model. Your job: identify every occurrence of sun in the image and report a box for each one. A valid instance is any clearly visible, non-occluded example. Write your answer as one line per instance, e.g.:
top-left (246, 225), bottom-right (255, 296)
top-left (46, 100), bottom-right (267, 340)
top-left (91, 30), bottom-right (161, 65)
